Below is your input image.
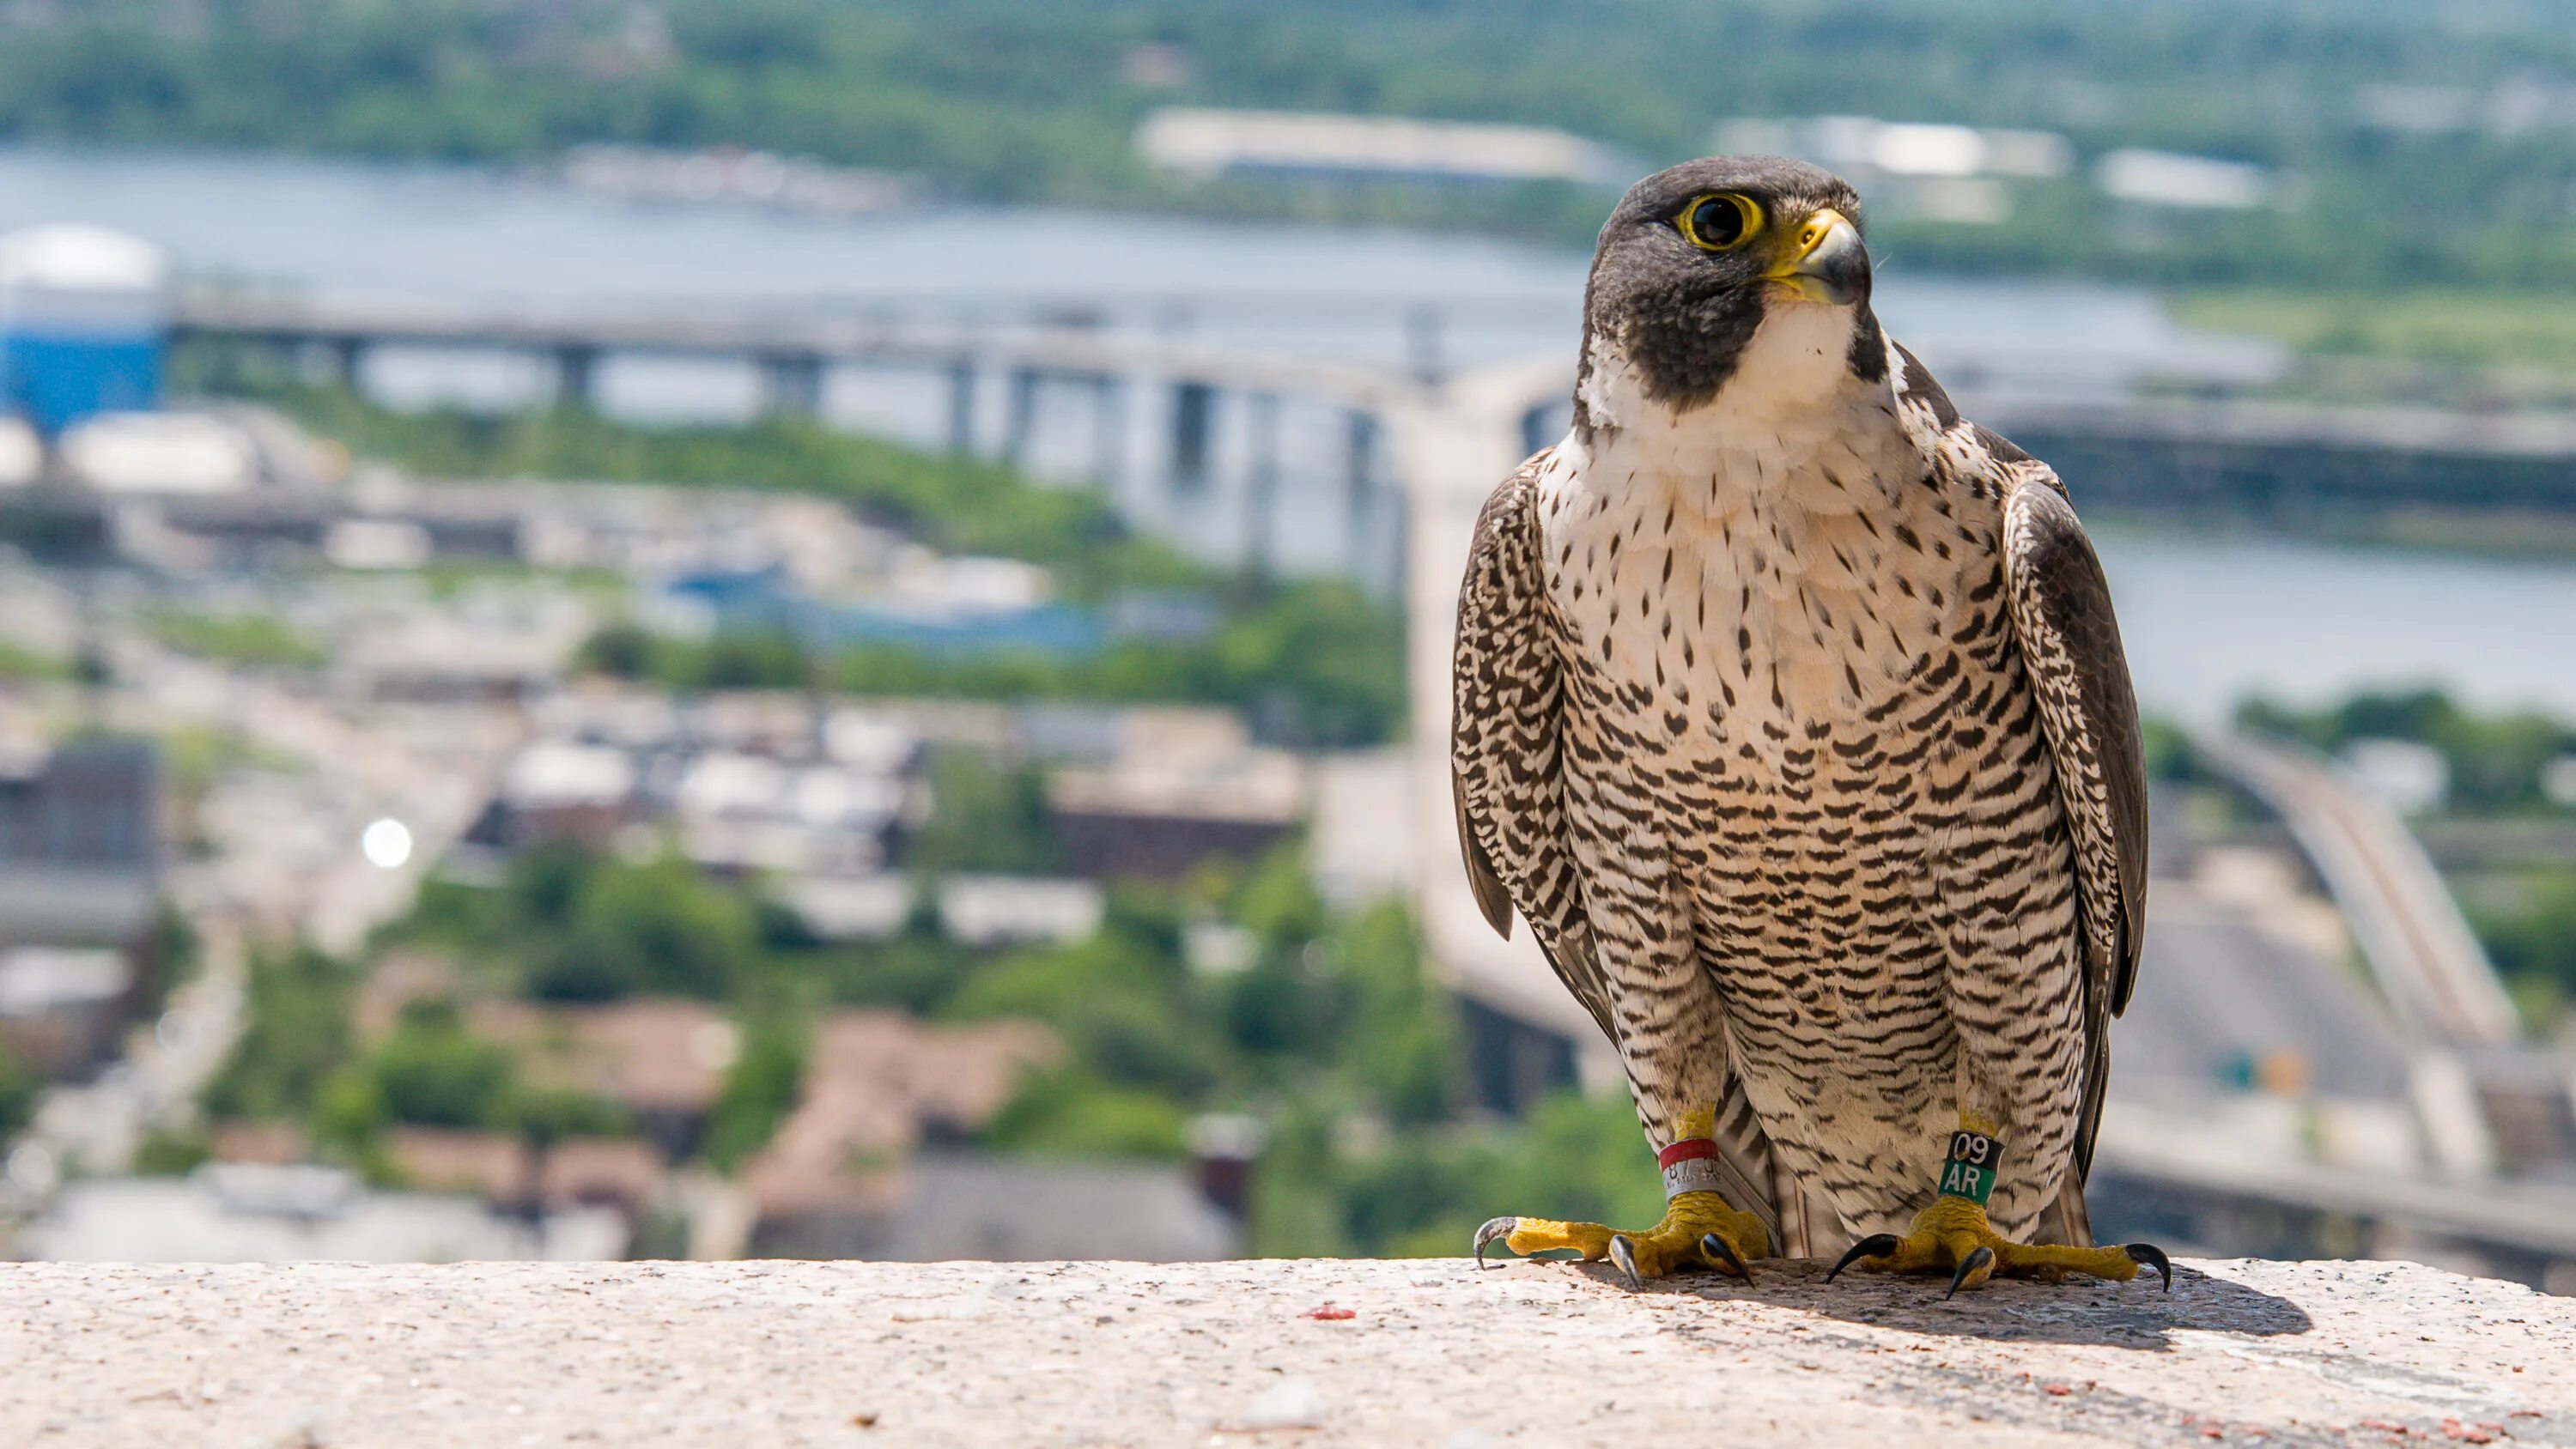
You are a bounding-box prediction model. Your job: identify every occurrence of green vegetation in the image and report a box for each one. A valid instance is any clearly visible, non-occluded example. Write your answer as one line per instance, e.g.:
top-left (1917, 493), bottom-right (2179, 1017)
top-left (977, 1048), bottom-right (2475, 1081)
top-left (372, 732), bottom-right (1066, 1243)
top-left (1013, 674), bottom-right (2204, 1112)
top-left (2244, 688), bottom-right (2576, 1030)
top-left (142, 608), bottom-right (328, 670)
top-left (1258, 1091), bottom-right (1662, 1259)
top-left (575, 576), bottom-right (1406, 746)
top-left (0, 1046), bottom-right (39, 1145)
top-left (2178, 291), bottom-right (2576, 378)
top-left (23, 1), bottom-right (2576, 294)
top-left (131, 1125), bottom-right (214, 1176)
top-left (202, 946), bottom-right (362, 1125)
top-left (702, 1013), bottom-right (811, 1173)
top-left (0, 639), bottom-right (69, 683)
top-left (204, 940), bottom-right (631, 1167)
top-left (2472, 875), bottom-right (2576, 1032)
top-left (950, 851), bottom-right (1658, 1257)
top-left (191, 379), bottom-right (1182, 591)
top-left (909, 749), bottom-right (1061, 876)
top-left (392, 846), bottom-right (766, 1003)
top-left (2238, 688), bottom-right (2576, 816)
top-left (360, 834), bottom-right (1657, 1254)
top-left (214, 381), bottom-right (1409, 746)
top-left (358, 998), bottom-right (522, 1130)
top-left (159, 724), bottom-right (301, 797)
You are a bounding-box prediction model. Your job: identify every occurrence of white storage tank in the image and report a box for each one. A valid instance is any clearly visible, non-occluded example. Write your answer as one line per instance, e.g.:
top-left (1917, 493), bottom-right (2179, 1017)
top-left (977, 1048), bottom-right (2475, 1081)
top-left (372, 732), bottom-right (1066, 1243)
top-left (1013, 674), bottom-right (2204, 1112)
top-left (0, 225), bottom-right (170, 440)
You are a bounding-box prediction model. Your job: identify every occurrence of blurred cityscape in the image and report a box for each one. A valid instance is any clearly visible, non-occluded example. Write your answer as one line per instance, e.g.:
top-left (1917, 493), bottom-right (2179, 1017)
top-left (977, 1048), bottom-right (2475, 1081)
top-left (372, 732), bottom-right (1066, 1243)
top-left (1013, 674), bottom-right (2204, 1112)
top-left (3, 1), bottom-right (2576, 1292)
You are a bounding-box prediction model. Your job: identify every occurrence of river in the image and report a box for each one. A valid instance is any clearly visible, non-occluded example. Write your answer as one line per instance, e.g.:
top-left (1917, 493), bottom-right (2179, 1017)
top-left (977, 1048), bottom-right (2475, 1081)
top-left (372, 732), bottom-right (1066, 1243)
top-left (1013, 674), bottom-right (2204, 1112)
top-left (4, 146), bottom-right (2572, 723)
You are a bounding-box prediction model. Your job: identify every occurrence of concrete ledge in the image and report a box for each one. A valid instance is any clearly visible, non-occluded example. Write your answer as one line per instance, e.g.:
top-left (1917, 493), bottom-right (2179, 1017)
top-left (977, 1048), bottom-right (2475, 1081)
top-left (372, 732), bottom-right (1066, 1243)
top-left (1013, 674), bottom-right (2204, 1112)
top-left (3, 1258), bottom-right (2570, 1446)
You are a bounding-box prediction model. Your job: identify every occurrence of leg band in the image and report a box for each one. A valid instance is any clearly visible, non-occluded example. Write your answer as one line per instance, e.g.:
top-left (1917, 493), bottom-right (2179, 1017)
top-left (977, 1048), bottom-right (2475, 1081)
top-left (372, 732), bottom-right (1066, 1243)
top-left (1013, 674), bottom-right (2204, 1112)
top-left (1936, 1129), bottom-right (2004, 1206)
top-left (1658, 1137), bottom-right (1725, 1200)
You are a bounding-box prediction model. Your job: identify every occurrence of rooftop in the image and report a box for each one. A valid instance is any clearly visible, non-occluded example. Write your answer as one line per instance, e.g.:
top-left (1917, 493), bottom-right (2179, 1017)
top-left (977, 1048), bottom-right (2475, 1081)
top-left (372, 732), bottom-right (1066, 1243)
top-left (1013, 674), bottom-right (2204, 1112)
top-left (1, 1257), bottom-right (2567, 1446)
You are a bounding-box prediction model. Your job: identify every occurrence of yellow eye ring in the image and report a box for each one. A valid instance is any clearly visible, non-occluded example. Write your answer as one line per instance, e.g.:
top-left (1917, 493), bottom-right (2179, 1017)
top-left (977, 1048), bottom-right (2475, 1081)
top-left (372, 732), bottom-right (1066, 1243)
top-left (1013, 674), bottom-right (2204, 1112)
top-left (1677, 193), bottom-right (1763, 252)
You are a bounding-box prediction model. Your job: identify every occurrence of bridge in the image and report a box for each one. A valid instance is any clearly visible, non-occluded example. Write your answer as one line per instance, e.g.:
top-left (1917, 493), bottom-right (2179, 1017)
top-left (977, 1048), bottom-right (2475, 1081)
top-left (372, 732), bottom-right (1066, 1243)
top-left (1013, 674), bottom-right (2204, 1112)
top-left (171, 293), bottom-right (2576, 597)
top-left (2196, 731), bottom-right (2522, 1051)
top-left (172, 292), bottom-right (1417, 585)
top-left (1981, 394), bottom-right (2576, 518)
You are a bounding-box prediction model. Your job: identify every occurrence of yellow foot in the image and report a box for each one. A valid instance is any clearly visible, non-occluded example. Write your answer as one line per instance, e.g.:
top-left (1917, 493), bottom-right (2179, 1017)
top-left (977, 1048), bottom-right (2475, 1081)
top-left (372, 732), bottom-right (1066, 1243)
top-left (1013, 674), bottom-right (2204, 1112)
top-left (1825, 1197), bottom-right (2172, 1298)
top-left (1472, 1191), bottom-right (1769, 1288)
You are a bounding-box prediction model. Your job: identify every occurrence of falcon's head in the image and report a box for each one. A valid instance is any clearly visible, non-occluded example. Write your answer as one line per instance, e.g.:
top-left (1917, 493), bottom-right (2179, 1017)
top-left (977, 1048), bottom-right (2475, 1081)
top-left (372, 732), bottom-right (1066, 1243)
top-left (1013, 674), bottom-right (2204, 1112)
top-left (1577, 156), bottom-right (1880, 425)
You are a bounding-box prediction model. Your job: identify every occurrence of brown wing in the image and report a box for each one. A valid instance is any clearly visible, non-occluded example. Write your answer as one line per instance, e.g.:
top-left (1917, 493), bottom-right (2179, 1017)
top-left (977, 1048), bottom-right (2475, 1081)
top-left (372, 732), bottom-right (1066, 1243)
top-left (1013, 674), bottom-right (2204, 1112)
top-left (1449, 452), bottom-right (1615, 1040)
top-left (1999, 470), bottom-right (2150, 1216)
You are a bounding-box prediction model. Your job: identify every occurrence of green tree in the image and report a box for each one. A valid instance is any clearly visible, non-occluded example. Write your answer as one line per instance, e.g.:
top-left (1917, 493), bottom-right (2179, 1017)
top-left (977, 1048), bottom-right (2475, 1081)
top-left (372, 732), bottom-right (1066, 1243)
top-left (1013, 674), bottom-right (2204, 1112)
top-left (203, 947), bottom-right (361, 1123)
top-left (529, 852), bottom-right (764, 1001)
top-left (981, 1067), bottom-right (1189, 1159)
top-left (2239, 688), bottom-right (2576, 815)
top-left (365, 999), bottom-right (517, 1128)
top-left (575, 620), bottom-right (660, 680)
top-left (0, 1047), bottom-right (39, 1143)
top-left (908, 748), bottom-right (1060, 875)
top-left (704, 1013), bottom-right (811, 1172)
top-left (2475, 872), bottom-right (2576, 1002)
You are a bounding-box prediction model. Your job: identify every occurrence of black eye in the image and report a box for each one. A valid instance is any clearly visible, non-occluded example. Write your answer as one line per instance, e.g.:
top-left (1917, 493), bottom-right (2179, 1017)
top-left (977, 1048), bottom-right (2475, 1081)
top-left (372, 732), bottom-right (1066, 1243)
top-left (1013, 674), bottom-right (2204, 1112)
top-left (1690, 198), bottom-right (1743, 246)
top-left (1677, 193), bottom-right (1762, 252)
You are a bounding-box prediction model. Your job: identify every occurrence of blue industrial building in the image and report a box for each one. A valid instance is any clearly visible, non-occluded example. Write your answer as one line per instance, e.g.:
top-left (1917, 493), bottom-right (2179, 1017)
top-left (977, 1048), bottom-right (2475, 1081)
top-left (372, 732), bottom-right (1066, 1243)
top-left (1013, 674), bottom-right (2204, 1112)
top-left (0, 225), bottom-right (169, 442)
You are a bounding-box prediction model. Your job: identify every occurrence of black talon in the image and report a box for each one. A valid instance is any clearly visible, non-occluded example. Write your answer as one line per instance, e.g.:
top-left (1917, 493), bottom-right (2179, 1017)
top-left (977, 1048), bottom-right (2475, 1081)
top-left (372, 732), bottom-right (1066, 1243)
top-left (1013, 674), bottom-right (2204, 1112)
top-left (1944, 1245), bottom-right (1996, 1300)
top-left (1473, 1216), bottom-right (1518, 1270)
top-left (1698, 1232), bottom-right (1752, 1282)
top-left (1826, 1233), bottom-right (1902, 1282)
top-left (1608, 1234), bottom-right (1643, 1290)
top-left (2124, 1242), bottom-right (2172, 1293)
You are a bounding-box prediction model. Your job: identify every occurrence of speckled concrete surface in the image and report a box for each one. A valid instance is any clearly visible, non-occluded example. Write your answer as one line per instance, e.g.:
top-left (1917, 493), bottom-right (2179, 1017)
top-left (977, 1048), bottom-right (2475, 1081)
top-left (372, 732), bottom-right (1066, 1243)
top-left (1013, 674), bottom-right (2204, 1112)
top-left (1, 1257), bottom-right (2568, 1447)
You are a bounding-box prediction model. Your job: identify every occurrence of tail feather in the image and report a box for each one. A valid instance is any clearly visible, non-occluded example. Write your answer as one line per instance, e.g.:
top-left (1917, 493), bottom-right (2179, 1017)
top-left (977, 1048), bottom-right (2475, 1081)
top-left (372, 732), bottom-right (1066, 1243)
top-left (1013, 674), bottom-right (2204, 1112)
top-left (1710, 1078), bottom-right (1786, 1252)
top-left (2038, 1173), bottom-right (2095, 1248)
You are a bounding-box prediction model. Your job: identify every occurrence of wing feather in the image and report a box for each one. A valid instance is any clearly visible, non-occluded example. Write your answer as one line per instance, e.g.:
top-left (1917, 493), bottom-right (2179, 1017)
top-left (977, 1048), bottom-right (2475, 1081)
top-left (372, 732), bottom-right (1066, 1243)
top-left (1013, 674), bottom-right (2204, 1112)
top-left (2000, 473), bottom-right (2150, 1192)
top-left (1449, 454), bottom-right (1615, 1039)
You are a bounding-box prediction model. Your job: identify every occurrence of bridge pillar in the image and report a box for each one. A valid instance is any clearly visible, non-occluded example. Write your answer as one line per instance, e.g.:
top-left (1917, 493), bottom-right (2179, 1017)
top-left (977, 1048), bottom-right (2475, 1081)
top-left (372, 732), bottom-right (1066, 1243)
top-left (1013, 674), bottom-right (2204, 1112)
top-left (1346, 408), bottom-right (1380, 530)
top-left (945, 357), bottom-right (977, 456)
top-left (317, 335), bottom-right (368, 392)
top-left (1091, 373), bottom-right (1125, 488)
top-left (756, 351), bottom-right (826, 421)
top-left (1169, 381), bottom-right (1216, 497)
top-left (1407, 303), bottom-right (1444, 386)
top-left (1347, 408), bottom-right (1394, 593)
top-left (1242, 391), bottom-right (1280, 579)
top-left (555, 344), bottom-right (602, 413)
top-left (1002, 367), bottom-right (1042, 470)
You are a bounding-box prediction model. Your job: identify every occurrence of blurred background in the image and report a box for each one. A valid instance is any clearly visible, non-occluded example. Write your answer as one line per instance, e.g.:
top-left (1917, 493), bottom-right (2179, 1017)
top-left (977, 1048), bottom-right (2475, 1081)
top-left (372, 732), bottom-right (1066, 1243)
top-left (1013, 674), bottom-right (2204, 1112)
top-left (0, 0), bottom-right (2574, 1288)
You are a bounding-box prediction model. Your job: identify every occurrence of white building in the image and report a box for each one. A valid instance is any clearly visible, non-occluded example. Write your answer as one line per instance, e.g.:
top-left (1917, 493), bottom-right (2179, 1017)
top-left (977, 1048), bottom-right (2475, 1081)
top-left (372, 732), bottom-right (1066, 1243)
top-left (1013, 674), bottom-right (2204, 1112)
top-left (2096, 149), bottom-right (2273, 210)
top-left (1713, 116), bottom-right (2073, 226)
top-left (1138, 107), bottom-right (1633, 187)
top-left (15, 1163), bottom-right (629, 1263)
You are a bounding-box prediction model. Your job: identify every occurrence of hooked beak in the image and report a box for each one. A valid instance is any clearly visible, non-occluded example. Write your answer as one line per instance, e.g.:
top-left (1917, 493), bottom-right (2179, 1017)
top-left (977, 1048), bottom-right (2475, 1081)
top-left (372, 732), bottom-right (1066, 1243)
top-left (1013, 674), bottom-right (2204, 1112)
top-left (1765, 208), bottom-right (1868, 306)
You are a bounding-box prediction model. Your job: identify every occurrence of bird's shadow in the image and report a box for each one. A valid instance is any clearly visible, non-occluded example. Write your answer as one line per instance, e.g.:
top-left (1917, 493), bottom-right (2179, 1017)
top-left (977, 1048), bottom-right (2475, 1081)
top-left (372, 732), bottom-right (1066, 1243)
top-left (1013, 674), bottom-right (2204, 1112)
top-left (1500, 1254), bottom-right (2312, 1350)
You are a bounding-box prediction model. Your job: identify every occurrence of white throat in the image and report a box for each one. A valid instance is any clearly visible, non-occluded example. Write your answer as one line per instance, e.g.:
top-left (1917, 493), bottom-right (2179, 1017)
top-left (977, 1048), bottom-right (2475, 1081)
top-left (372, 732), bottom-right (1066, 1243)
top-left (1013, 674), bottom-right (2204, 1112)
top-left (1572, 303), bottom-right (1905, 506)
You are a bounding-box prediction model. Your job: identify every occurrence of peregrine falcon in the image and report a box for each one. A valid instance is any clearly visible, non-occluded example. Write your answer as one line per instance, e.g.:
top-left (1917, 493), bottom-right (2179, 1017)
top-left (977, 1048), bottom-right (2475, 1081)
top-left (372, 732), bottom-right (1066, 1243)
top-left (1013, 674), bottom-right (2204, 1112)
top-left (1452, 156), bottom-right (2166, 1294)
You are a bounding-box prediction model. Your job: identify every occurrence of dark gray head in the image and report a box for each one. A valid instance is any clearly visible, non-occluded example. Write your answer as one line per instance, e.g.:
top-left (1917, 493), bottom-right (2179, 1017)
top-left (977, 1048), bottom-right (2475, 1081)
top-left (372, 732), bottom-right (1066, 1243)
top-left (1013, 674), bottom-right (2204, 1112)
top-left (1579, 155), bottom-right (1881, 419)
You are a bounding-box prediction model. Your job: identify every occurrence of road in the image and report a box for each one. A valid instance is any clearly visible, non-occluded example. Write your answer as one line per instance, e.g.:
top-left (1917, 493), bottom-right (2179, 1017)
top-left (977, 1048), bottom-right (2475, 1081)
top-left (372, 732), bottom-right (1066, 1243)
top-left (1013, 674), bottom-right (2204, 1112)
top-left (2116, 882), bottom-right (2413, 1105)
top-left (2197, 732), bottom-right (2522, 1048)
